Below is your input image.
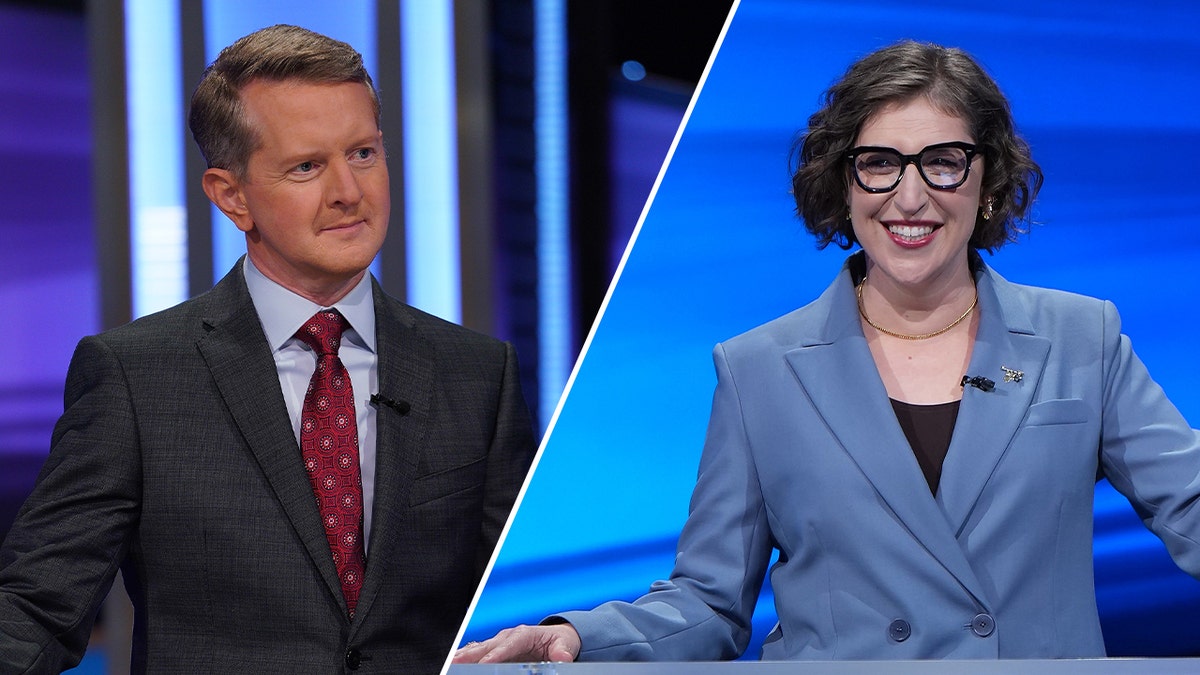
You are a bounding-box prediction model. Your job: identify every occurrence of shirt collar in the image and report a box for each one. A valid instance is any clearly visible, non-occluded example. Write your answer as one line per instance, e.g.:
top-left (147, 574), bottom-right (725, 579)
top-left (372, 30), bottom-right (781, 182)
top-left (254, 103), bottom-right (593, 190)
top-left (243, 256), bottom-right (377, 354)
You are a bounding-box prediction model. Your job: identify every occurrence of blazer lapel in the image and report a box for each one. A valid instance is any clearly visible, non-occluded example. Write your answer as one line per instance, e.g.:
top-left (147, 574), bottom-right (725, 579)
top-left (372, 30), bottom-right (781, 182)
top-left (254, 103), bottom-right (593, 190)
top-left (351, 282), bottom-right (436, 624)
top-left (783, 262), bottom-right (991, 606)
top-left (194, 267), bottom-right (347, 614)
top-left (936, 267), bottom-right (1051, 536)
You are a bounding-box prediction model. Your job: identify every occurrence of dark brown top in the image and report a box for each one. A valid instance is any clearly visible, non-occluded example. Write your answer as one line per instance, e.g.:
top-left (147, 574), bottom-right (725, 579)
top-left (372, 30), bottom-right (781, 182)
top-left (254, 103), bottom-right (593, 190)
top-left (890, 398), bottom-right (960, 495)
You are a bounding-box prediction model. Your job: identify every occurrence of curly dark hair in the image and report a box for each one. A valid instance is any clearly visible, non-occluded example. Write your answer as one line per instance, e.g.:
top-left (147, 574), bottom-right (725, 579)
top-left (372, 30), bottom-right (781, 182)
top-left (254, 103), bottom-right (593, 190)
top-left (189, 24), bottom-right (380, 178)
top-left (791, 41), bottom-right (1043, 251)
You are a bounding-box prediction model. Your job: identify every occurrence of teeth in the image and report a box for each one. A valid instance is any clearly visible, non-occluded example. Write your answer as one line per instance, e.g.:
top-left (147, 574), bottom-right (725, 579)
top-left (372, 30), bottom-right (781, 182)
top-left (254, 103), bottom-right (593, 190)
top-left (888, 224), bottom-right (933, 240)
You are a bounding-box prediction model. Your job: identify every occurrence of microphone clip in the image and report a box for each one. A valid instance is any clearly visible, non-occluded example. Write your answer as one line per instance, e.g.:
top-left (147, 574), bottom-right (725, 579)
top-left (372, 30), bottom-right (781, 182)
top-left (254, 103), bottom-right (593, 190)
top-left (370, 393), bottom-right (411, 415)
top-left (960, 375), bottom-right (996, 392)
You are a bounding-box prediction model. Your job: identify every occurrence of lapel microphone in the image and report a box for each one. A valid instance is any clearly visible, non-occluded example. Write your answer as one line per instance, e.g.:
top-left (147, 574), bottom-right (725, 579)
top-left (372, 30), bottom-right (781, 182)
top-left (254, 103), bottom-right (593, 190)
top-left (960, 375), bottom-right (996, 392)
top-left (370, 393), bottom-right (411, 415)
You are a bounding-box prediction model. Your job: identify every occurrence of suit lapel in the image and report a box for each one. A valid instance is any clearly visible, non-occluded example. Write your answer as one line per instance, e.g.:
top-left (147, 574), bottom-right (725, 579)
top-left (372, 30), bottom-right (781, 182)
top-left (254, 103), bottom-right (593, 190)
top-left (936, 267), bottom-right (1050, 536)
top-left (351, 282), bottom-right (436, 624)
top-left (194, 267), bottom-right (347, 615)
top-left (783, 261), bottom-right (991, 605)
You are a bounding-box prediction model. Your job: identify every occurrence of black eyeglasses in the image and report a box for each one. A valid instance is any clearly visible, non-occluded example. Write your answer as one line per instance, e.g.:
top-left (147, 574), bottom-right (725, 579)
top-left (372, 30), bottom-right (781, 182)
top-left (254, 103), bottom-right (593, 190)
top-left (846, 141), bottom-right (980, 193)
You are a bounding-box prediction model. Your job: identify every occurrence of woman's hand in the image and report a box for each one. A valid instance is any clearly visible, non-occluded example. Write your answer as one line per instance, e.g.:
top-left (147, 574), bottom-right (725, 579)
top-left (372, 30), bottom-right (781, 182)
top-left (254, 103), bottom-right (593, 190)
top-left (452, 623), bottom-right (582, 664)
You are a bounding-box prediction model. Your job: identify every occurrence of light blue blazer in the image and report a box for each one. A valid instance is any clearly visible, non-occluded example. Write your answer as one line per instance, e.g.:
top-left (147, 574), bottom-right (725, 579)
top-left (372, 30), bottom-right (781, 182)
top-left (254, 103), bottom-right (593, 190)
top-left (559, 253), bottom-right (1200, 661)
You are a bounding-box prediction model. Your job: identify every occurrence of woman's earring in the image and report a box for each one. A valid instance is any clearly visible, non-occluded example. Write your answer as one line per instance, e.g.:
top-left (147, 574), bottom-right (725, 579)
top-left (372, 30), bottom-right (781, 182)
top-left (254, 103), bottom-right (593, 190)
top-left (981, 196), bottom-right (995, 221)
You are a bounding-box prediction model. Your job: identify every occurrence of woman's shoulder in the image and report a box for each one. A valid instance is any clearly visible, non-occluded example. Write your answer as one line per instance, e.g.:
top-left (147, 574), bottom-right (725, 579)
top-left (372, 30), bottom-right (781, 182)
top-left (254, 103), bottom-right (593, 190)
top-left (718, 276), bottom-right (850, 361)
top-left (981, 265), bottom-right (1126, 354)
top-left (984, 266), bottom-right (1115, 320)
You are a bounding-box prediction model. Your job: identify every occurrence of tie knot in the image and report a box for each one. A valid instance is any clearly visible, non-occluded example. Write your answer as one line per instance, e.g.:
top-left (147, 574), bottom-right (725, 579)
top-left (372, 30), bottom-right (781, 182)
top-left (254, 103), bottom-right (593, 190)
top-left (296, 309), bottom-right (348, 357)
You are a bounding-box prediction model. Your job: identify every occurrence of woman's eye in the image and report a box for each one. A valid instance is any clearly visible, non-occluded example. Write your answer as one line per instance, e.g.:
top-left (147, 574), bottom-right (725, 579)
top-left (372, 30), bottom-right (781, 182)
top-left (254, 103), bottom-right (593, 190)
top-left (922, 150), bottom-right (967, 171)
top-left (859, 154), bottom-right (899, 173)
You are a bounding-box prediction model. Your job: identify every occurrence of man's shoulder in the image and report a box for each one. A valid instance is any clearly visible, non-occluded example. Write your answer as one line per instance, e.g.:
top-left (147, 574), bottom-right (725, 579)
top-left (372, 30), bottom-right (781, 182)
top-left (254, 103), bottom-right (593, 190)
top-left (88, 271), bottom-right (249, 350)
top-left (372, 286), bottom-right (508, 353)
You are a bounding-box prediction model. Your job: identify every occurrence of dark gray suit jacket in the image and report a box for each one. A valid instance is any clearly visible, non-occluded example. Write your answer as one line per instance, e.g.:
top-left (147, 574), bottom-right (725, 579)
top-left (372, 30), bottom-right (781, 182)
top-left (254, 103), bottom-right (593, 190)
top-left (0, 265), bottom-right (536, 673)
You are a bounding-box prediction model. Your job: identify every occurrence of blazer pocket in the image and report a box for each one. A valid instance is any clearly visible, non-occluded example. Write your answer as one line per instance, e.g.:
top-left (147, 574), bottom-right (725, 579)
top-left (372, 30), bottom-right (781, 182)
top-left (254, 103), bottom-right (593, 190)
top-left (1025, 398), bottom-right (1091, 427)
top-left (409, 456), bottom-right (486, 506)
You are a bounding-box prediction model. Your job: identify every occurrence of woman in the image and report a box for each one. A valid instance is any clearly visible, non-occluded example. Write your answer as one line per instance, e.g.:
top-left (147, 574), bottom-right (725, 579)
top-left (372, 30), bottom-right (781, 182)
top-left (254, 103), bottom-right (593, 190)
top-left (455, 41), bottom-right (1200, 662)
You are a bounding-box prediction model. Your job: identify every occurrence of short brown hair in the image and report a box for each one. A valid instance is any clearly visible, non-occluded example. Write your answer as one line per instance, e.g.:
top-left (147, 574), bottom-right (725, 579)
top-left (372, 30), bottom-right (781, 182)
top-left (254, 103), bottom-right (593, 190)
top-left (791, 41), bottom-right (1042, 251)
top-left (188, 24), bottom-right (380, 177)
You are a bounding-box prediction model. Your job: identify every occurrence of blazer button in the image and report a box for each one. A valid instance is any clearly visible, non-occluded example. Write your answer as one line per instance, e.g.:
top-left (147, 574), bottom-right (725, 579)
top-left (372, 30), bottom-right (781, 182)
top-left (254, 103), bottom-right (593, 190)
top-left (970, 613), bottom-right (995, 637)
top-left (345, 648), bottom-right (362, 670)
top-left (888, 619), bottom-right (911, 642)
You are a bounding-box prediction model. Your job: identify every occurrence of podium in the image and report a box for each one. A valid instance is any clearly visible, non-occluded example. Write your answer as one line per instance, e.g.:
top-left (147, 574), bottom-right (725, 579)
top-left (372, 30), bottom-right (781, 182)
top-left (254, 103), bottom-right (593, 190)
top-left (448, 660), bottom-right (1200, 674)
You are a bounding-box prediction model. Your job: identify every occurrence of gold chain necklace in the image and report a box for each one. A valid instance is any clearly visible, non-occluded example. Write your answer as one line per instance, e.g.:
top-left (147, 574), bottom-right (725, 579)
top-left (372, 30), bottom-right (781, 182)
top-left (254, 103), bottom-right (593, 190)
top-left (856, 277), bottom-right (977, 340)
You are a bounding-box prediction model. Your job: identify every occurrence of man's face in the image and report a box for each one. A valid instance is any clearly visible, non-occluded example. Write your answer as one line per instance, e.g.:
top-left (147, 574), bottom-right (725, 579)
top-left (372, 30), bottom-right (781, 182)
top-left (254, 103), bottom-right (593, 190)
top-left (230, 79), bottom-right (389, 302)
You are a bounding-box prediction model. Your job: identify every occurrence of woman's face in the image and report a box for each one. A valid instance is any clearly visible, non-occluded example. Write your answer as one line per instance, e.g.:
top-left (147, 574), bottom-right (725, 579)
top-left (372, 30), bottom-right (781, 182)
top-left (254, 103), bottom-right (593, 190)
top-left (848, 97), bottom-right (984, 292)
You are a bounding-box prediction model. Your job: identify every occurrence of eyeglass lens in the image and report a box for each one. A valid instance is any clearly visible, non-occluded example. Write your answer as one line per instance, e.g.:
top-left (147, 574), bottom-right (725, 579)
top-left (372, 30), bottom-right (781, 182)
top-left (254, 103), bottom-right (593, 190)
top-left (853, 146), bottom-right (970, 191)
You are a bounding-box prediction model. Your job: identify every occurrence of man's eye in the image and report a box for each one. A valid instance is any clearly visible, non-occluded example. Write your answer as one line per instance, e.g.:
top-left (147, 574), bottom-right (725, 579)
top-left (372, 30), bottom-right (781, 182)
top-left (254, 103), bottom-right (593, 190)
top-left (295, 161), bottom-right (315, 173)
top-left (353, 148), bottom-right (374, 160)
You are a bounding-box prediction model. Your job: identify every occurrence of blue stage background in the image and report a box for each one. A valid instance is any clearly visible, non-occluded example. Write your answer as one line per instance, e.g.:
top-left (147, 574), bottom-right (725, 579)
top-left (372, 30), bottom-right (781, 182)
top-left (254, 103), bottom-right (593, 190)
top-left (466, 0), bottom-right (1200, 657)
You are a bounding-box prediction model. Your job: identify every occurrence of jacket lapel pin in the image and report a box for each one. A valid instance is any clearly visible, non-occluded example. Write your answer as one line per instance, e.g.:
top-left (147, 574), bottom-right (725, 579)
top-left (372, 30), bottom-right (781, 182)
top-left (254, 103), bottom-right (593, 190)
top-left (1001, 365), bottom-right (1023, 383)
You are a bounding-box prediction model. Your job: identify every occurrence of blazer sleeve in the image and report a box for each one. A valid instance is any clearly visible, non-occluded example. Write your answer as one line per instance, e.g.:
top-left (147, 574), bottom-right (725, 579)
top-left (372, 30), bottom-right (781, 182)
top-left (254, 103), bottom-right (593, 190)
top-left (475, 341), bottom-right (538, 577)
top-left (1097, 300), bottom-right (1200, 576)
top-left (0, 336), bottom-right (141, 673)
top-left (556, 342), bottom-right (773, 661)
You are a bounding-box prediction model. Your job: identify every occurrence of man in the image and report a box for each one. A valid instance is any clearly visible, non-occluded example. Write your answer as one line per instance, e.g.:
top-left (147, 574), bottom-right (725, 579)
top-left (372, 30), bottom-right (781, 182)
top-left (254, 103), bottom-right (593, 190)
top-left (0, 25), bottom-right (535, 673)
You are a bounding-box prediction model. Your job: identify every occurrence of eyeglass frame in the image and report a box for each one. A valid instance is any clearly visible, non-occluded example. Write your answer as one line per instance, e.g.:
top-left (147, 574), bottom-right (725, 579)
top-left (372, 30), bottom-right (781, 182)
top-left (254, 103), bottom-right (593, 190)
top-left (845, 141), bottom-right (981, 194)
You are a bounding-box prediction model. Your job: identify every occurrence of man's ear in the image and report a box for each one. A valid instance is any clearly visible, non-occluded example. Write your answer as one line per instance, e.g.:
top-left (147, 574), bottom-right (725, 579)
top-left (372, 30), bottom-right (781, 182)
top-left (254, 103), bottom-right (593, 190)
top-left (201, 168), bottom-right (254, 233)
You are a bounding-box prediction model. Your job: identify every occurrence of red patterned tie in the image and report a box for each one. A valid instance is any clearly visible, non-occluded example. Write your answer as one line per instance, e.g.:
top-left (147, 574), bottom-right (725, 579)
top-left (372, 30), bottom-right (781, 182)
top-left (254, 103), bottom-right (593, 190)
top-left (295, 310), bottom-right (366, 619)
